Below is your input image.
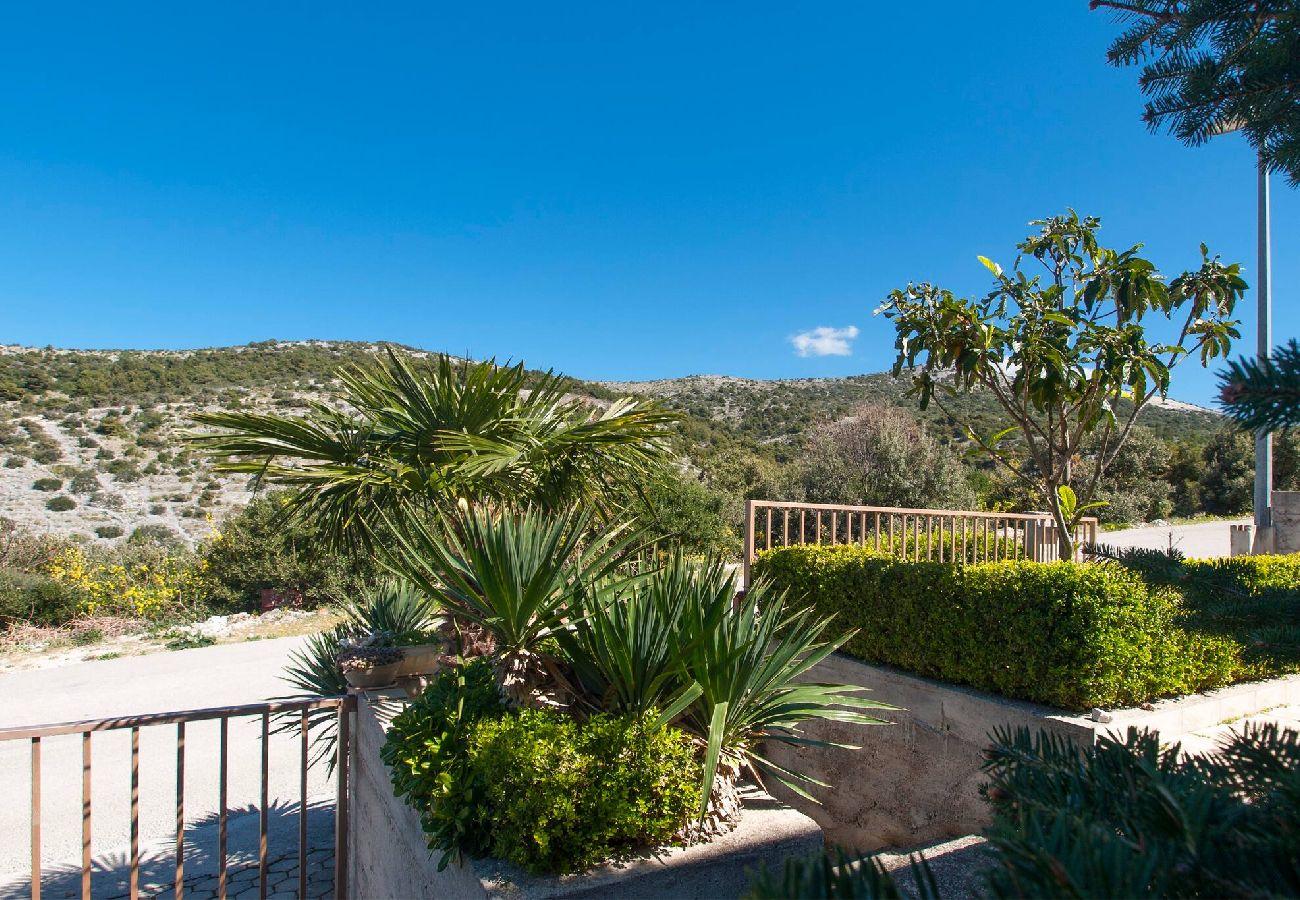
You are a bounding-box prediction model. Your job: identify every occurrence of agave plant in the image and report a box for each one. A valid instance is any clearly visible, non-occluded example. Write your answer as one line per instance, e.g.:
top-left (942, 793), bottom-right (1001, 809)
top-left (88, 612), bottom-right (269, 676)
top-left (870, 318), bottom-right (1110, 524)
top-left (335, 578), bottom-right (446, 645)
top-left (276, 579), bottom-right (443, 767)
top-left (384, 504), bottom-right (645, 706)
top-left (189, 347), bottom-right (676, 548)
top-left (559, 551), bottom-right (894, 823)
top-left (674, 565), bottom-right (895, 821)
top-left (556, 553), bottom-right (711, 719)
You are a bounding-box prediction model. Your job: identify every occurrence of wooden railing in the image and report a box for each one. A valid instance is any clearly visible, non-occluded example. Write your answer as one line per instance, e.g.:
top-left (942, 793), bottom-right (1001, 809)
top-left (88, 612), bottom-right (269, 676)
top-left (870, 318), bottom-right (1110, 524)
top-left (743, 500), bottom-right (1099, 587)
top-left (0, 695), bottom-right (354, 900)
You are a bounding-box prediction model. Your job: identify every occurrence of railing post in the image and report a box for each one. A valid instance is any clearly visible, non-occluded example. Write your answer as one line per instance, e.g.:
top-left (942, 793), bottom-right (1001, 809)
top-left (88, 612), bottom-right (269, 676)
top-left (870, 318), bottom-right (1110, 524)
top-left (743, 500), bottom-right (756, 591)
top-left (335, 694), bottom-right (353, 900)
top-left (31, 736), bottom-right (41, 900)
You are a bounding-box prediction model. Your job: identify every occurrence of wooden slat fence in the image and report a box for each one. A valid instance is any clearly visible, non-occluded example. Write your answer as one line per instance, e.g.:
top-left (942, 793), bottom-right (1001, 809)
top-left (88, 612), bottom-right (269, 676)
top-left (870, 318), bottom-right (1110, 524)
top-left (743, 500), bottom-right (1099, 587)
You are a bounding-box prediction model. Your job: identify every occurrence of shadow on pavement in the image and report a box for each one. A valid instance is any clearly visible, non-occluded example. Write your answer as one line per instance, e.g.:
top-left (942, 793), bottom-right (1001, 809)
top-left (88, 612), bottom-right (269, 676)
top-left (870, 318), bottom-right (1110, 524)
top-left (1, 797), bottom-right (336, 899)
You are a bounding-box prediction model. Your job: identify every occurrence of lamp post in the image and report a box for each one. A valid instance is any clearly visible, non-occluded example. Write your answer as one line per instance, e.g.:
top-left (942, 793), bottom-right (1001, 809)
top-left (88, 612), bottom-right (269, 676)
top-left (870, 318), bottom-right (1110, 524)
top-left (1213, 116), bottom-right (1275, 552)
top-left (1254, 155), bottom-right (1273, 551)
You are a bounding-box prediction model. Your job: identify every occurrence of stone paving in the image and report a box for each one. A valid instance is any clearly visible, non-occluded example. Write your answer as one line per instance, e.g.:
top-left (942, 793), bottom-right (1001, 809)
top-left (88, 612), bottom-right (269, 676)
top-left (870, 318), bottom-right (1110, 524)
top-left (1, 800), bottom-right (337, 900)
top-left (106, 847), bottom-right (335, 899)
top-left (1176, 702), bottom-right (1300, 757)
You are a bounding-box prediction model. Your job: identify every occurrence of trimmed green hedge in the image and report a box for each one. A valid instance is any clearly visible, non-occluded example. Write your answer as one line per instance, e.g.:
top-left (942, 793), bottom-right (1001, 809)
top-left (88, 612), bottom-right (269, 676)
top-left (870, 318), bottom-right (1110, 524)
top-left (754, 545), bottom-right (1239, 710)
top-left (1181, 553), bottom-right (1300, 680)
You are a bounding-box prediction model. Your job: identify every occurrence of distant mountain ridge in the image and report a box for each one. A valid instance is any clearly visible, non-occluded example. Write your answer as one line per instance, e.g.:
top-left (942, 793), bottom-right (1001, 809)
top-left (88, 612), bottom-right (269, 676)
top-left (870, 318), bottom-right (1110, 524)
top-left (0, 341), bottom-right (1225, 542)
top-left (599, 371), bottom-right (1222, 446)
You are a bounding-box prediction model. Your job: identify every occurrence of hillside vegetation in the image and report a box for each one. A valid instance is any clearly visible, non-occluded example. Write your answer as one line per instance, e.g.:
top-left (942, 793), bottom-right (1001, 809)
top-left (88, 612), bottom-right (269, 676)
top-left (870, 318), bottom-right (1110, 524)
top-left (0, 341), bottom-right (1286, 553)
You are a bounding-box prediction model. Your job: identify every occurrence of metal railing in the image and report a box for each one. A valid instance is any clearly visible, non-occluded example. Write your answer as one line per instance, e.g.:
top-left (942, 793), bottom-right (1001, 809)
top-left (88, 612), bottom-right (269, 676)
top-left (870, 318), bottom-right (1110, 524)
top-left (743, 500), bottom-right (1100, 587)
top-left (0, 695), bottom-right (354, 900)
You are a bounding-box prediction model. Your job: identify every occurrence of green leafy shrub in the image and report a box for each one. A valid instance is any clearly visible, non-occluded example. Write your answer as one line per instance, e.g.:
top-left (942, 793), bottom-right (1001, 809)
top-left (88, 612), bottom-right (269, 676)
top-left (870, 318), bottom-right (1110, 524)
top-left (46, 495), bottom-right (77, 512)
top-left (469, 709), bottom-right (699, 874)
top-left (32, 477), bottom-right (62, 492)
top-left (70, 470), bottom-right (101, 494)
top-left (1185, 552), bottom-right (1300, 596)
top-left (1085, 546), bottom-right (1300, 683)
top-left (1178, 553), bottom-right (1300, 680)
top-left (129, 523), bottom-right (184, 548)
top-left (3, 456), bottom-right (25, 468)
top-left (618, 467), bottom-right (740, 558)
top-left (200, 493), bottom-right (381, 611)
top-left (0, 569), bottom-right (79, 626)
top-left (381, 659), bottom-right (505, 866)
top-left (383, 659), bottom-right (700, 876)
top-left (95, 526), bottom-right (125, 539)
top-left (754, 545), bottom-right (1238, 709)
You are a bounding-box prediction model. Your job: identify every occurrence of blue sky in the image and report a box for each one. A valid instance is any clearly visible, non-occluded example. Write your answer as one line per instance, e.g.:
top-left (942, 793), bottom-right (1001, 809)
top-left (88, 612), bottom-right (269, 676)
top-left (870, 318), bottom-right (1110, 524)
top-left (1, 3), bottom-right (1295, 405)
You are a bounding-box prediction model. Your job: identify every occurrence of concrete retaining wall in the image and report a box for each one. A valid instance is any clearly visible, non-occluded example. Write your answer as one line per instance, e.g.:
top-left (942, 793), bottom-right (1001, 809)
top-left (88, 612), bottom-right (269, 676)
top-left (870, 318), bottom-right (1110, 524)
top-left (347, 690), bottom-right (824, 899)
top-left (1273, 491), bottom-right (1300, 554)
top-left (761, 653), bottom-right (1300, 852)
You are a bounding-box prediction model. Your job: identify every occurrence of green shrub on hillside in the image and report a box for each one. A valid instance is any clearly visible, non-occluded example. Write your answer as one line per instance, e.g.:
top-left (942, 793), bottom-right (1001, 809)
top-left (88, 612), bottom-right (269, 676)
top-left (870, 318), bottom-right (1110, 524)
top-left (45, 495), bottom-right (76, 512)
top-left (0, 569), bottom-right (79, 626)
top-left (618, 468), bottom-right (740, 557)
top-left (199, 493), bottom-right (381, 610)
top-left (32, 478), bottom-right (62, 492)
top-left (754, 545), bottom-right (1238, 709)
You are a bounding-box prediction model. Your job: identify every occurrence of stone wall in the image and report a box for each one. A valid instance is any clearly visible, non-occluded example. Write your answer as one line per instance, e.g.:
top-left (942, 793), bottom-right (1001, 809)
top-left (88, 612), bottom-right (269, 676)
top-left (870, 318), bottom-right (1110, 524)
top-left (1273, 491), bottom-right (1300, 554)
top-left (761, 653), bottom-right (1300, 852)
top-left (348, 689), bottom-right (486, 899)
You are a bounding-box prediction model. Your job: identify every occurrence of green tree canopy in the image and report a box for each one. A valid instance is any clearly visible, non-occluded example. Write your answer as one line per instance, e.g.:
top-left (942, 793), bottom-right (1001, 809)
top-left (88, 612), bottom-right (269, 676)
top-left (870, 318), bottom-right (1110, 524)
top-left (876, 211), bottom-right (1245, 555)
top-left (1094, 0), bottom-right (1300, 184)
top-left (789, 403), bottom-right (977, 511)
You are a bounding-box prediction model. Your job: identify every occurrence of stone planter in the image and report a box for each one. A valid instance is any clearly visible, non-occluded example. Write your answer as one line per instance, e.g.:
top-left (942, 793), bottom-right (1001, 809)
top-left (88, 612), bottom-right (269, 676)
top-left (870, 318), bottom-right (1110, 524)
top-left (343, 662), bottom-right (401, 690)
top-left (349, 689), bottom-right (824, 899)
top-left (396, 643), bottom-right (443, 676)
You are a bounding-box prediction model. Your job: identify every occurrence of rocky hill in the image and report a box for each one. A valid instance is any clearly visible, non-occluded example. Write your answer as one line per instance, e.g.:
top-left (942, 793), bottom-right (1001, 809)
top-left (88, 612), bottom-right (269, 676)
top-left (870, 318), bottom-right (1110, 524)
top-left (599, 372), bottom-right (1224, 447)
top-left (0, 342), bottom-right (1225, 543)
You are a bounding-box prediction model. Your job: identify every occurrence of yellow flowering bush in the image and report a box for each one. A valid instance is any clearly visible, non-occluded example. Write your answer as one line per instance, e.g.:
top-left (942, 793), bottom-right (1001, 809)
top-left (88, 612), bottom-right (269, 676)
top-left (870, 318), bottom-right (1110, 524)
top-left (47, 546), bottom-right (207, 619)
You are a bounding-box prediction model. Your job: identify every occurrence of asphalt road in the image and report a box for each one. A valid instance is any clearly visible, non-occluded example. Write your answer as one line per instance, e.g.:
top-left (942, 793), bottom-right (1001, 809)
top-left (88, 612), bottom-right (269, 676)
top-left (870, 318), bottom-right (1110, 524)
top-left (1097, 518), bottom-right (1250, 559)
top-left (0, 635), bottom-right (334, 885)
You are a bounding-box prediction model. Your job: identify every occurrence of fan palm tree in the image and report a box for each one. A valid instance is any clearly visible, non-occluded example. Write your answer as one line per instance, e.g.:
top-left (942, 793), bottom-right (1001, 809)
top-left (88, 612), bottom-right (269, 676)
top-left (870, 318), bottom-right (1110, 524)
top-left (188, 347), bottom-right (677, 545)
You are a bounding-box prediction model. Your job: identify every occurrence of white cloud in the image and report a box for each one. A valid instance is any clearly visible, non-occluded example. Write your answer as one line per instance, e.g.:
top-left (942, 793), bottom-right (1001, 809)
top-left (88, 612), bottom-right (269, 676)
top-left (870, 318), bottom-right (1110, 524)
top-left (790, 325), bottom-right (859, 358)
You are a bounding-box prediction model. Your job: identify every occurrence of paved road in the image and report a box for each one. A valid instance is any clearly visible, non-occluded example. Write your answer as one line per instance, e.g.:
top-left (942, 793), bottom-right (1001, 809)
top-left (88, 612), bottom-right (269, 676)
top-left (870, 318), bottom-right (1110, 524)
top-left (0, 636), bottom-right (335, 887)
top-left (1095, 518), bottom-right (1250, 559)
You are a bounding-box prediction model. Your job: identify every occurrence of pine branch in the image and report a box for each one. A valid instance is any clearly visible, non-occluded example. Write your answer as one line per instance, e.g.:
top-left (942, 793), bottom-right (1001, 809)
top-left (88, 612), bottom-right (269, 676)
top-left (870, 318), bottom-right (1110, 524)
top-left (1218, 339), bottom-right (1300, 431)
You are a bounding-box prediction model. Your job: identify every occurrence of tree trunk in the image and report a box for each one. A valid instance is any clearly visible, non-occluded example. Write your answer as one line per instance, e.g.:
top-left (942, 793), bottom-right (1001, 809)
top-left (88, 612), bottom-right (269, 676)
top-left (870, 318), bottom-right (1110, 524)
top-left (1047, 484), bottom-right (1076, 561)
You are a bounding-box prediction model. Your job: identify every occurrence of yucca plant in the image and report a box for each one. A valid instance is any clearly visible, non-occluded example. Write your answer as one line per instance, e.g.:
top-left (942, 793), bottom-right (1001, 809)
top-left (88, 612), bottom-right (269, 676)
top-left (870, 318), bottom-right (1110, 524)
top-left (384, 504), bottom-right (645, 706)
top-left (335, 578), bottom-right (446, 645)
top-left (561, 551), bottom-right (894, 825)
top-left (556, 553), bottom-right (707, 720)
top-left (675, 570), bottom-right (895, 823)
